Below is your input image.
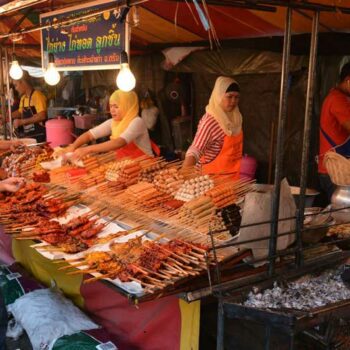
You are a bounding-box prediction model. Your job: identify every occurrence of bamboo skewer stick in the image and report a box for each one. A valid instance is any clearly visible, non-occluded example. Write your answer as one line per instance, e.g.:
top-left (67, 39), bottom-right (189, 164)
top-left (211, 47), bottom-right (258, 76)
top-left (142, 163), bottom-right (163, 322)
top-left (84, 272), bottom-right (116, 283)
top-left (66, 268), bottom-right (98, 275)
top-left (58, 262), bottom-right (88, 270)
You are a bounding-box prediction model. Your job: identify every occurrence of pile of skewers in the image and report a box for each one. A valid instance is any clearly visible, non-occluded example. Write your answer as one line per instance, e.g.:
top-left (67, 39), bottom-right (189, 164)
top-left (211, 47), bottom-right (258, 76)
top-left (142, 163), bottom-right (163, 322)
top-left (76, 164), bottom-right (110, 190)
top-left (206, 179), bottom-right (254, 209)
top-left (114, 161), bottom-right (141, 186)
top-left (81, 155), bottom-right (100, 172)
top-left (0, 183), bottom-right (80, 225)
top-left (50, 165), bottom-right (76, 185)
top-left (153, 167), bottom-right (184, 195)
top-left (60, 235), bottom-right (210, 293)
top-left (123, 182), bottom-right (172, 210)
top-left (49, 152), bottom-right (115, 188)
top-left (178, 196), bottom-right (216, 230)
top-left (34, 148), bottom-right (54, 169)
top-left (105, 157), bottom-right (164, 187)
top-left (105, 159), bottom-right (136, 181)
top-left (138, 159), bottom-right (166, 182)
top-left (2, 144), bottom-right (53, 176)
top-left (9, 213), bottom-right (111, 254)
top-left (0, 182), bottom-right (47, 205)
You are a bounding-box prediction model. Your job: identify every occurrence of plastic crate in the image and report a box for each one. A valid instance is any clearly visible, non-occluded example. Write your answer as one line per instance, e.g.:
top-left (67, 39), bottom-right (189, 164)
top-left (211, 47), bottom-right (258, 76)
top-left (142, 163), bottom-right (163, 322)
top-left (73, 114), bottom-right (97, 130)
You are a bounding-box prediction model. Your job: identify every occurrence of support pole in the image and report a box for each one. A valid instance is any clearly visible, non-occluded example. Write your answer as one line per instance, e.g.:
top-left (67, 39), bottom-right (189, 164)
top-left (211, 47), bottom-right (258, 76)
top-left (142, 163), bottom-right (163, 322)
top-left (268, 7), bottom-right (292, 276)
top-left (4, 48), bottom-right (13, 139)
top-left (0, 48), bottom-right (7, 139)
top-left (210, 229), bottom-right (224, 350)
top-left (296, 11), bottom-right (320, 266)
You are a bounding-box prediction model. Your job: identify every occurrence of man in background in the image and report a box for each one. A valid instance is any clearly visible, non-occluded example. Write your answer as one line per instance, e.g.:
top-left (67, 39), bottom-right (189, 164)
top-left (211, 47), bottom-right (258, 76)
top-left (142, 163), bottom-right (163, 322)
top-left (12, 71), bottom-right (47, 142)
top-left (319, 63), bottom-right (350, 201)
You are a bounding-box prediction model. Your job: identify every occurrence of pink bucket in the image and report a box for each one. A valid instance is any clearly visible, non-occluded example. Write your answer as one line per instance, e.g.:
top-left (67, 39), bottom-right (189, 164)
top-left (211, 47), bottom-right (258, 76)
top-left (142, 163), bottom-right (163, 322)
top-left (46, 116), bottom-right (74, 148)
top-left (240, 154), bottom-right (257, 180)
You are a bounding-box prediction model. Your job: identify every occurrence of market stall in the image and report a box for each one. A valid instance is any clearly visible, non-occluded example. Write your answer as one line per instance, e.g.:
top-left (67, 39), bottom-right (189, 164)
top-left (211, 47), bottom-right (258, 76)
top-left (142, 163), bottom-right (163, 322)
top-left (1, 1), bottom-right (350, 350)
top-left (2, 140), bottom-right (350, 349)
top-left (0, 145), bottom-right (254, 349)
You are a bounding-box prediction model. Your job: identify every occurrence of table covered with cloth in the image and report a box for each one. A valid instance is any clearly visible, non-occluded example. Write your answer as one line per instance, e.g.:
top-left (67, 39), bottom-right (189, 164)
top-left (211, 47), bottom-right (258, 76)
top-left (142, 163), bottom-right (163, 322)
top-left (0, 227), bottom-right (200, 350)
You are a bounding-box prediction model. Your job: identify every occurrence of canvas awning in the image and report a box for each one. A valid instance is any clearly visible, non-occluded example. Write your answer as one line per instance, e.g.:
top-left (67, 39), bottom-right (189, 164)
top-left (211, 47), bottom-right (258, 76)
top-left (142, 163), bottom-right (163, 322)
top-left (0, 0), bottom-right (349, 61)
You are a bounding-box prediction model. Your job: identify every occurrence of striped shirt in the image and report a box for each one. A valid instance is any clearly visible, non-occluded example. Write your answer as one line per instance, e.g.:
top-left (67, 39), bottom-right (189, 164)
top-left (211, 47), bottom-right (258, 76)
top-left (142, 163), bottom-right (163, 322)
top-left (186, 113), bottom-right (225, 164)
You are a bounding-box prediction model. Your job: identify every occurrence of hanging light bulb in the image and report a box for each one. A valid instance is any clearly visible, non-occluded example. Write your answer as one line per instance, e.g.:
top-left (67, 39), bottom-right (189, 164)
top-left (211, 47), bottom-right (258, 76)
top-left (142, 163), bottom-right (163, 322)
top-left (9, 54), bottom-right (23, 80)
top-left (116, 51), bottom-right (136, 92)
top-left (44, 53), bottom-right (60, 86)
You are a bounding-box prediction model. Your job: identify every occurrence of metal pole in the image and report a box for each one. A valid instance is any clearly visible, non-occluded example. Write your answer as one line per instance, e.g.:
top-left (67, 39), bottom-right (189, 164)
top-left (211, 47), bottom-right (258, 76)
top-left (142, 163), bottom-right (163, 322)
top-left (296, 11), bottom-right (320, 267)
top-left (265, 325), bottom-right (271, 350)
top-left (268, 7), bottom-right (292, 276)
top-left (210, 228), bottom-right (225, 350)
top-left (217, 299), bottom-right (225, 350)
top-left (5, 48), bottom-right (13, 139)
top-left (0, 47), bottom-right (7, 140)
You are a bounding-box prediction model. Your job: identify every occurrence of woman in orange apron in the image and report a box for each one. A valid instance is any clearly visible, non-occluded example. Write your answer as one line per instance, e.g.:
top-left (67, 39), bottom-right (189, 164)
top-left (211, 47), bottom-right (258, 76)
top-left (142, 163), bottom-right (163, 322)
top-left (64, 90), bottom-right (158, 161)
top-left (183, 76), bottom-right (243, 179)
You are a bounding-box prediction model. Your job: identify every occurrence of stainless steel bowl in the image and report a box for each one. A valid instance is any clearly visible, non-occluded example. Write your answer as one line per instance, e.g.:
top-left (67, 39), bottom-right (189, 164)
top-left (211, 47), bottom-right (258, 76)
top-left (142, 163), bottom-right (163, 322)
top-left (331, 185), bottom-right (350, 223)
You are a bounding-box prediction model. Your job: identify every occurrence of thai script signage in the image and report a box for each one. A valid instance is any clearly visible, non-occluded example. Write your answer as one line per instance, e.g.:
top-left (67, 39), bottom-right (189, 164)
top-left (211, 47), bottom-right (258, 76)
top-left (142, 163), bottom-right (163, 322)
top-left (40, 0), bottom-right (127, 71)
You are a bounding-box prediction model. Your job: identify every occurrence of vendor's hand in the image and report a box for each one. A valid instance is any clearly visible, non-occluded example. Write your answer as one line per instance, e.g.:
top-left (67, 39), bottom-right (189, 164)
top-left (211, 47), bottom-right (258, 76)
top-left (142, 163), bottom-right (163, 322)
top-left (59, 145), bottom-right (77, 165)
top-left (63, 145), bottom-right (76, 155)
top-left (71, 147), bottom-right (91, 162)
top-left (0, 177), bottom-right (25, 193)
top-left (13, 119), bottom-right (23, 129)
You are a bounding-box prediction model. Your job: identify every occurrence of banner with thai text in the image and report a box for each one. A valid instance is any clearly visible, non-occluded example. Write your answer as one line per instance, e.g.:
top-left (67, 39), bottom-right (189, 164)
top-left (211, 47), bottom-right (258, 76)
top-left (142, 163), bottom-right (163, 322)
top-left (40, 0), bottom-right (127, 71)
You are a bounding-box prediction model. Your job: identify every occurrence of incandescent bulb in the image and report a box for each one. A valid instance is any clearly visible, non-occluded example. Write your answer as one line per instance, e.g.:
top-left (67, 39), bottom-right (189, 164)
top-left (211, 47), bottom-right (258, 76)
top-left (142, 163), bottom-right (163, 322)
top-left (9, 60), bottom-right (23, 80)
top-left (116, 63), bottom-right (136, 92)
top-left (44, 62), bottom-right (60, 86)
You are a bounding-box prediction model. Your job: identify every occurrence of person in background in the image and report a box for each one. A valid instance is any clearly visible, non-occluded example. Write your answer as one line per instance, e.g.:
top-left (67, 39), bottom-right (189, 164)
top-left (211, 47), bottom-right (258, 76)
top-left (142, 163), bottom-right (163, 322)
top-left (182, 76), bottom-right (243, 178)
top-left (12, 71), bottom-right (47, 142)
top-left (140, 93), bottom-right (159, 142)
top-left (318, 63), bottom-right (350, 202)
top-left (9, 83), bottom-right (20, 112)
top-left (0, 177), bottom-right (23, 348)
top-left (64, 89), bottom-right (154, 160)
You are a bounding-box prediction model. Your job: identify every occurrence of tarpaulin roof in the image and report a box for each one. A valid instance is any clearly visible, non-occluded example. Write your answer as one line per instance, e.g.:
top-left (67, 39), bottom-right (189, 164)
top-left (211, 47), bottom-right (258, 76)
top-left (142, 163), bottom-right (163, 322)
top-left (0, 0), bottom-right (349, 60)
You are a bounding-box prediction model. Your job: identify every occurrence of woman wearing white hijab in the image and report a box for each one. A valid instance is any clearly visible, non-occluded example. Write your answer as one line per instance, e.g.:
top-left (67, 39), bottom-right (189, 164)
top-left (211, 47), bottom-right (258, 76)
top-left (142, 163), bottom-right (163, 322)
top-left (183, 76), bottom-right (243, 178)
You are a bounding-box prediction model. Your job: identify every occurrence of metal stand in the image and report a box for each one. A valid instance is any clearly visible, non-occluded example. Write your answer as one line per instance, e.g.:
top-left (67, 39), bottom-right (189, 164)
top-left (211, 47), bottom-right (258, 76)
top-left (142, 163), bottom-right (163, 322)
top-left (207, 3), bottom-right (339, 349)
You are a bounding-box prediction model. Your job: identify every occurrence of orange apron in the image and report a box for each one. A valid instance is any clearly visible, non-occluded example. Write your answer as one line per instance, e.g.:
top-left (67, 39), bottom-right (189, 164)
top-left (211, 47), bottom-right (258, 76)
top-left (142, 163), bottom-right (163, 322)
top-left (115, 141), bottom-right (160, 159)
top-left (201, 131), bottom-right (243, 179)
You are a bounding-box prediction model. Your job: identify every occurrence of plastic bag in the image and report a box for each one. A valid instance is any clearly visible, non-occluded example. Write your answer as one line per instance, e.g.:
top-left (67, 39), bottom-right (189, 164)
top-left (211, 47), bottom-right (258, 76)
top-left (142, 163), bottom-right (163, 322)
top-left (8, 288), bottom-right (99, 350)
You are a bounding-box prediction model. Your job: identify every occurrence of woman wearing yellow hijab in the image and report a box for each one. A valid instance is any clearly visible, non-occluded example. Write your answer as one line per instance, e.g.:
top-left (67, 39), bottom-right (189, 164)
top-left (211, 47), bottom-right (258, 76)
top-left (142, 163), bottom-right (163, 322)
top-left (66, 90), bottom-right (153, 161)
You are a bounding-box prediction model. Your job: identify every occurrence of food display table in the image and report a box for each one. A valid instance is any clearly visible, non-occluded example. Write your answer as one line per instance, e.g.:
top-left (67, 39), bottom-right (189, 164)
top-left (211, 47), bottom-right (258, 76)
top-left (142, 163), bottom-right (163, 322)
top-left (11, 238), bottom-right (200, 350)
